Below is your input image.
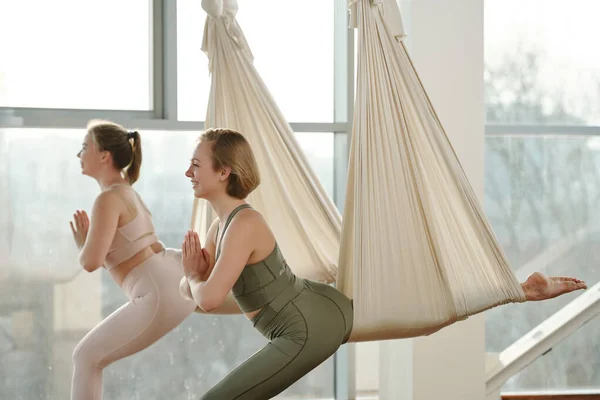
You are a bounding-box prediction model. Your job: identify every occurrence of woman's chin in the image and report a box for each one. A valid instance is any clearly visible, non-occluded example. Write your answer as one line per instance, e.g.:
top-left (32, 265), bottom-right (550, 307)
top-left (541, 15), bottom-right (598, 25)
top-left (193, 188), bottom-right (205, 199)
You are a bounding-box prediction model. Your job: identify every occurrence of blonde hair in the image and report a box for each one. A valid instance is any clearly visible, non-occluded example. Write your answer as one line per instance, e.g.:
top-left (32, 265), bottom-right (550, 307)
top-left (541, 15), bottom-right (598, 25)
top-left (200, 128), bottom-right (260, 199)
top-left (87, 119), bottom-right (142, 184)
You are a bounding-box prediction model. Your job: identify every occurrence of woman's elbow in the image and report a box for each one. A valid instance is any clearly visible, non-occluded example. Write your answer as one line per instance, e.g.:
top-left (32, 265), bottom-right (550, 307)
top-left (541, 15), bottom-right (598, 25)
top-left (79, 255), bottom-right (101, 272)
top-left (197, 296), bottom-right (221, 313)
top-left (187, 280), bottom-right (224, 312)
top-left (82, 263), bottom-right (100, 273)
top-left (197, 299), bottom-right (217, 313)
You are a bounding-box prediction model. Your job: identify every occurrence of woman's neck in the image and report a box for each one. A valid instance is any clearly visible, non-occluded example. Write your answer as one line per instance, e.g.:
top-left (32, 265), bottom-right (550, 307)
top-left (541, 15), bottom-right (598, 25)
top-left (95, 170), bottom-right (128, 191)
top-left (209, 195), bottom-right (248, 222)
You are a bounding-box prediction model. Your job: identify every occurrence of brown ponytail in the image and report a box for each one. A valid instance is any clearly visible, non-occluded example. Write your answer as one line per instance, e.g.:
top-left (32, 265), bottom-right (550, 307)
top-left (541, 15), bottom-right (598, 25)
top-left (87, 120), bottom-right (143, 184)
top-left (125, 130), bottom-right (142, 184)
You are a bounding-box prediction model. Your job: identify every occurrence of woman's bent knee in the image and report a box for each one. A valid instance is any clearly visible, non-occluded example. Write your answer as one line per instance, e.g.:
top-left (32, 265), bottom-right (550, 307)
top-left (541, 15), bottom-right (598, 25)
top-left (72, 336), bottom-right (106, 369)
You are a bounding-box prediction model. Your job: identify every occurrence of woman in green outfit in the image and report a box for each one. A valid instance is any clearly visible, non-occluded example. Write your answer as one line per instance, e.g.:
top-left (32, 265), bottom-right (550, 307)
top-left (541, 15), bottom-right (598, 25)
top-left (179, 128), bottom-right (587, 400)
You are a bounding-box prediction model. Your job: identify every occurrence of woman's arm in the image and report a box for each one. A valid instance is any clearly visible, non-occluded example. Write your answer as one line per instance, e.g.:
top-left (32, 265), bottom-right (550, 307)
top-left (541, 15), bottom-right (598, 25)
top-left (76, 191), bottom-right (121, 272)
top-left (179, 218), bottom-right (218, 301)
top-left (179, 218), bottom-right (243, 314)
top-left (186, 212), bottom-right (257, 313)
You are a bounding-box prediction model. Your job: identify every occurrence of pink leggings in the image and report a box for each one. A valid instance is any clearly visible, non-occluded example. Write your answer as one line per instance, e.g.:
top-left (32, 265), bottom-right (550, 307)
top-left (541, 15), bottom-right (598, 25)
top-left (70, 249), bottom-right (196, 400)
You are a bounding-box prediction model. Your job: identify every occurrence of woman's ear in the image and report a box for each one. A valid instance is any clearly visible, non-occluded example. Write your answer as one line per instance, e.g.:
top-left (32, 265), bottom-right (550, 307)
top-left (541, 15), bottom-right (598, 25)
top-left (100, 150), bottom-right (111, 164)
top-left (220, 166), bottom-right (232, 181)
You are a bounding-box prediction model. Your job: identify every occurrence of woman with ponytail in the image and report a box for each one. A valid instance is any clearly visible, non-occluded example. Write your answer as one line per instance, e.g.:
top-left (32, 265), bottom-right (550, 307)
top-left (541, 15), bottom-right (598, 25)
top-left (67, 119), bottom-right (205, 400)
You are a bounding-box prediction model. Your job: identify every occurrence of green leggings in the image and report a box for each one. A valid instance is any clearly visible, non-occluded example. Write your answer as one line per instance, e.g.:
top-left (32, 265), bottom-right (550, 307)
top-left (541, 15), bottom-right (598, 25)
top-left (200, 280), bottom-right (354, 400)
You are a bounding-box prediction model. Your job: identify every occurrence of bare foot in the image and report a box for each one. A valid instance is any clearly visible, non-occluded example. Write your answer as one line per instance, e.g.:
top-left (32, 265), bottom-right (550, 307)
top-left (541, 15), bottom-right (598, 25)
top-left (521, 272), bottom-right (587, 301)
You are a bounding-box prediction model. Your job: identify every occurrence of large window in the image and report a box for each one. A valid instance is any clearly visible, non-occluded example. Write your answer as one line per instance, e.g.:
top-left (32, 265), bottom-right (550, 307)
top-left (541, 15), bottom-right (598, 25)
top-left (484, 0), bottom-right (600, 393)
top-left (0, 128), bottom-right (336, 399)
top-left (484, 133), bottom-right (600, 391)
top-left (0, 0), bottom-right (152, 110)
top-left (177, 0), bottom-right (335, 122)
top-left (1, 0), bottom-right (349, 398)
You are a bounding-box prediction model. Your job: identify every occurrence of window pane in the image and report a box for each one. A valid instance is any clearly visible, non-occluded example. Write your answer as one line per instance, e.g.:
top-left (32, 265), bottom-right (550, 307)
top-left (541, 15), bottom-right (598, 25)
top-left (0, 1), bottom-right (151, 110)
top-left (294, 132), bottom-right (335, 200)
top-left (485, 0), bottom-right (600, 125)
top-left (484, 133), bottom-right (600, 391)
top-left (0, 128), bottom-right (334, 399)
top-left (177, 0), bottom-right (210, 121)
top-left (502, 319), bottom-right (600, 393)
top-left (177, 0), bottom-right (335, 122)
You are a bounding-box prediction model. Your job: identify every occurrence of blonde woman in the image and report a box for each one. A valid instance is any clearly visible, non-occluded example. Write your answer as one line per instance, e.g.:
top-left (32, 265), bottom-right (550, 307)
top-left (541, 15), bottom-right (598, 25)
top-left (179, 128), bottom-right (587, 399)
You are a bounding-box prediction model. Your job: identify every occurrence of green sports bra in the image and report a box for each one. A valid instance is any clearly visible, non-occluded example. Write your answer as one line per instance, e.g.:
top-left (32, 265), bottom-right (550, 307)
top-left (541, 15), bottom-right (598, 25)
top-left (215, 204), bottom-right (300, 313)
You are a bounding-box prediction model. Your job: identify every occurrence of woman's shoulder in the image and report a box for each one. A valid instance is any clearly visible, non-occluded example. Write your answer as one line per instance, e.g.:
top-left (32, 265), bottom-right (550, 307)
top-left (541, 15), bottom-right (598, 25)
top-left (99, 183), bottom-right (150, 215)
top-left (220, 207), bottom-right (266, 237)
top-left (234, 206), bottom-right (265, 226)
top-left (95, 186), bottom-right (124, 204)
top-left (101, 183), bottom-right (135, 199)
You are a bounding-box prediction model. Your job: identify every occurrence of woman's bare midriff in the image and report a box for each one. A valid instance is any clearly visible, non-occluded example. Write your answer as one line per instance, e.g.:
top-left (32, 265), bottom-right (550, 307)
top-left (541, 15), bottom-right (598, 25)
top-left (109, 242), bottom-right (165, 287)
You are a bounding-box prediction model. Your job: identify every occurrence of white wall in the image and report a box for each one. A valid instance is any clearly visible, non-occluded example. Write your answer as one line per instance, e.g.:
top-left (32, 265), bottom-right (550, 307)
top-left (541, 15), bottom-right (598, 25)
top-left (379, 1), bottom-right (485, 399)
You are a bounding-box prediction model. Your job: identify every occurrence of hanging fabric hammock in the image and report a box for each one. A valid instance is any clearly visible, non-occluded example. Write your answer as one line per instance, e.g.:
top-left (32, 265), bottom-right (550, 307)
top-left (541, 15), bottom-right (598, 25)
top-left (193, 0), bottom-right (526, 342)
top-left (337, 0), bottom-right (526, 342)
top-left (192, 0), bottom-right (341, 283)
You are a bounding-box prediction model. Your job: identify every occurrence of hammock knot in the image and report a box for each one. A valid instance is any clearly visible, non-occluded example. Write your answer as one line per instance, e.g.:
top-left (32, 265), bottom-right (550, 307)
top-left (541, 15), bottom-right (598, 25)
top-left (201, 0), bottom-right (253, 73)
top-left (201, 0), bottom-right (239, 19)
top-left (348, 0), bottom-right (407, 41)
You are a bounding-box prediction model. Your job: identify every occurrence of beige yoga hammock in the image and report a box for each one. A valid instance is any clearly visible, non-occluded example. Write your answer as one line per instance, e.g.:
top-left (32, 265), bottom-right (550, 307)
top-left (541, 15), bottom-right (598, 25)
top-left (193, 0), bottom-right (526, 342)
top-left (192, 0), bottom-right (341, 284)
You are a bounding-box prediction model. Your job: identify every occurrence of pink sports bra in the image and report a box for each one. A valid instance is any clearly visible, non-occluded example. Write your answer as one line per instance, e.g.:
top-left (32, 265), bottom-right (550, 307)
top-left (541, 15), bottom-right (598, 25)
top-left (103, 184), bottom-right (159, 270)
